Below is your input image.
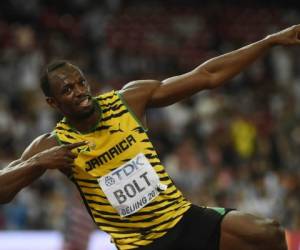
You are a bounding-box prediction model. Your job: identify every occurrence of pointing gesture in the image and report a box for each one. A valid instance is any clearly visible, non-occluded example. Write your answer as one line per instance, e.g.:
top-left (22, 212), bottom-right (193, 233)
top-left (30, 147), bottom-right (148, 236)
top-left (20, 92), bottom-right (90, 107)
top-left (63, 141), bottom-right (88, 150)
top-left (30, 141), bottom-right (87, 170)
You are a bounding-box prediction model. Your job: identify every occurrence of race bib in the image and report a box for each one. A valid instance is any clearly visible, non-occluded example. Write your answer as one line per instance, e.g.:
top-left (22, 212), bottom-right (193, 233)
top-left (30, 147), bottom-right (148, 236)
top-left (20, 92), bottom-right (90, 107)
top-left (98, 153), bottom-right (166, 217)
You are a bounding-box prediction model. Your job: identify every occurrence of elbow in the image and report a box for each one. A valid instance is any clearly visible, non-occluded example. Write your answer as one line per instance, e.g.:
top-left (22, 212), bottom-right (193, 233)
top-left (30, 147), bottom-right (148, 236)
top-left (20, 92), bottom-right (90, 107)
top-left (0, 199), bottom-right (11, 204)
top-left (197, 67), bottom-right (233, 89)
top-left (206, 74), bottom-right (225, 89)
top-left (0, 192), bottom-right (15, 204)
top-left (193, 68), bottom-right (220, 90)
top-left (0, 198), bottom-right (12, 204)
top-left (0, 197), bottom-right (14, 204)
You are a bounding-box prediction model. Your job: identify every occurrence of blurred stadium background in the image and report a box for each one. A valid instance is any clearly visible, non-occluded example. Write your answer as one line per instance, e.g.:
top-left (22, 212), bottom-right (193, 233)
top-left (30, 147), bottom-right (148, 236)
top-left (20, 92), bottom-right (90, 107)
top-left (0, 0), bottom-right (300, 249)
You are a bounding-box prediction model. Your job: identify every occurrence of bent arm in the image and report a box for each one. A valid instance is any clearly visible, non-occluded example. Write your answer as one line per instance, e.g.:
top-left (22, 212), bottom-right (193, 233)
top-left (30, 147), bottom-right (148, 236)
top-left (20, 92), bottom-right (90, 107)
top-left (0, 134), bottom-right (57, 204)
top-left (0, 159), bottom-right (46, 204)
top-left (153, 37), bottom-right (272, 106)
top-left (120, 25), bottom-right (300, 114)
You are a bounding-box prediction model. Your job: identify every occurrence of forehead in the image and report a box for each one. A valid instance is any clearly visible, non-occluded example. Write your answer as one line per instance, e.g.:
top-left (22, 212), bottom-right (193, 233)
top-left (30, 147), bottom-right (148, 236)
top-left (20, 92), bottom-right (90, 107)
top-left (49, 64), bottom-right (84, 89)
top-left (51, 65), bottom-right (82, 82)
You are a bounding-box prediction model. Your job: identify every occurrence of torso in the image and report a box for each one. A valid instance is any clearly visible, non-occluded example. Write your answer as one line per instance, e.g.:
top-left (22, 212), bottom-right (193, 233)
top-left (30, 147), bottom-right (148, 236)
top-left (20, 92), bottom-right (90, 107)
top-left (54, 90), bottom-right (191, 249)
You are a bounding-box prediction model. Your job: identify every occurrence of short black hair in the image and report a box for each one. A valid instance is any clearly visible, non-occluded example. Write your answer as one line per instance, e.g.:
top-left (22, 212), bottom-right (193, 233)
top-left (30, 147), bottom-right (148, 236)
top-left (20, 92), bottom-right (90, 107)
top-left (40, 60), bottom-right (69, 97)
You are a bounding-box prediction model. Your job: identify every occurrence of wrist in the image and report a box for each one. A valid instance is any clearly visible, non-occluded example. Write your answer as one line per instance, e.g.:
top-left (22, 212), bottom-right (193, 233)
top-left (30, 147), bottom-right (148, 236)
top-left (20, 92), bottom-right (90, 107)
top-left (27, 156), bottom-right (47, 172)
top-left (264, 34), bottom-right (280, 47)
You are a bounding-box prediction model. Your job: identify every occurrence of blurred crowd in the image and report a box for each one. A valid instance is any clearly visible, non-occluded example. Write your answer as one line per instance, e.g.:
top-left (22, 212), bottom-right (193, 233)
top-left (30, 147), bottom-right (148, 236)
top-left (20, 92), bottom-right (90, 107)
top-left (0, 0), bottom-right (300, 236)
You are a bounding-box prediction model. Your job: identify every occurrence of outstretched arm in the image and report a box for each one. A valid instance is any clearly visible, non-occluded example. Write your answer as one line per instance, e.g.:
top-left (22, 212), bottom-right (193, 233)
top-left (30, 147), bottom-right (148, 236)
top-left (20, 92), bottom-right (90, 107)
top-left (120, 25), bottom-right (300, 118)
top-left (0, 134), bottom-right (86, 204)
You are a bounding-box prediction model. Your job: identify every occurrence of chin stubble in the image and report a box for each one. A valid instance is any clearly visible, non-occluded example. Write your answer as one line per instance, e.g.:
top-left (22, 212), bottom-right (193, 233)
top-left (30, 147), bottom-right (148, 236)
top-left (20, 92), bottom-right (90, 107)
top-left (76, 103), bottom-right (96, 119)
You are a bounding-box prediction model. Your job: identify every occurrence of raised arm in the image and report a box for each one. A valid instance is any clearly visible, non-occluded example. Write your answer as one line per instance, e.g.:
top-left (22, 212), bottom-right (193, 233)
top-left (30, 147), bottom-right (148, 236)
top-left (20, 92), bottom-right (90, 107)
top-left (0, 134), bottom-right (86, 204)
top-left (119, 25), bottom-right (300, 118)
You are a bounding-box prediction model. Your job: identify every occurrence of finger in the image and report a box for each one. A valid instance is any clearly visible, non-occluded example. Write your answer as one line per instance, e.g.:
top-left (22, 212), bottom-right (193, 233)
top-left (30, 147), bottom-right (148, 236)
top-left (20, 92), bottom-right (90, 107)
top-left (64, 152), bottom-right (77, 160)
top-left (60, 164), bottom-right (75, 172)
top-left (63, 157), bottom-right (76, 165)
top-left (296, 31), bottom-right (300, 40)
top-left (64, 155), bottom-right (76, 163)
top-left (67, 152), bottom-right (77, 159)
top-left (64, 141), bottom-right (88, 150)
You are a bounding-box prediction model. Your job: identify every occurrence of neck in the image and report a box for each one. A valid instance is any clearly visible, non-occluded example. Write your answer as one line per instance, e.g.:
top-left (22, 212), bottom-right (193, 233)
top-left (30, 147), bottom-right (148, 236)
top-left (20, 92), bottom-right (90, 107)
top-left (66, 102), bottom-right (101, 134)
top-left (68, 111), bottom-right (100, 133)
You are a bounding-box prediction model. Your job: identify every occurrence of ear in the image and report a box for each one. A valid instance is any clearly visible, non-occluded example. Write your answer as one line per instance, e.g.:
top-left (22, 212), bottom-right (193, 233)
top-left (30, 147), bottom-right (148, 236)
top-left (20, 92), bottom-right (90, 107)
top-left (46, 97), bottom-right (59, 111)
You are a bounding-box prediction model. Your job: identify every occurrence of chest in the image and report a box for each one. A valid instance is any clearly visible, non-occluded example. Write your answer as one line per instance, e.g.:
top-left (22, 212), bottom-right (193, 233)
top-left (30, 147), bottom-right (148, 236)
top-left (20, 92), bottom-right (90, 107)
top-left (76, 132), bottom-right (139, 173)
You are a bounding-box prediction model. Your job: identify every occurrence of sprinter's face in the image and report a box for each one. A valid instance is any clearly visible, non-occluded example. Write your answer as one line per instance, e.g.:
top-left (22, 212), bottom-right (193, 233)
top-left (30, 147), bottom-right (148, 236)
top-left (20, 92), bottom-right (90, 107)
top-left (46, 64), bottom-right (94, 119)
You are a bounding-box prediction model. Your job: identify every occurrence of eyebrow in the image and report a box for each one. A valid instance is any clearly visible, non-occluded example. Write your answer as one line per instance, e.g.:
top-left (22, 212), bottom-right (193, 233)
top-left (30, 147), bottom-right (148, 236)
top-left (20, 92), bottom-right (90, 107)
top-left (59, 75), bottom-right (85, 92)
top-left (61, 82), bottom-right (71, 88)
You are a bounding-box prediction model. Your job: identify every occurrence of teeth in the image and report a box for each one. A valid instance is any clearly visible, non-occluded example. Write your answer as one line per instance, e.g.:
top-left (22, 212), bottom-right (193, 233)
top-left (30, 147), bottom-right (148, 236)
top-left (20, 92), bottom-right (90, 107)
top-left (80, 98), bottom-right (89, 106)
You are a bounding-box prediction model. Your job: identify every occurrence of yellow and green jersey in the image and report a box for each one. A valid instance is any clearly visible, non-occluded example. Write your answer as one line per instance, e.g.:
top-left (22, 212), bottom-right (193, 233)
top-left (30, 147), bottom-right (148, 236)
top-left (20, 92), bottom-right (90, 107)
top-left (54, 90), bottom-right (191, 249)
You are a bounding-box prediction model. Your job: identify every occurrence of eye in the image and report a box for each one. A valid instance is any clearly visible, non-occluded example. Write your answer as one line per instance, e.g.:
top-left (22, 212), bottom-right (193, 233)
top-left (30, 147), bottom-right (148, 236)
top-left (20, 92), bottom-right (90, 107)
top-left (62, 85), bottom-right (72, 95)
top-left (80, 79), bottom-right (87, 86)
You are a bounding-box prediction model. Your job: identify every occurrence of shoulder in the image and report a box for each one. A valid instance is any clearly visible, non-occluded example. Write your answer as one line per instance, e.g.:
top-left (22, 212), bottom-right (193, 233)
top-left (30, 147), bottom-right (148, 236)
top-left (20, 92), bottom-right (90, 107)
top-left (121, 80), bottom-right (161, 93)
top-left (21, 133), bottom-right (59, 160)
top-left (94, 90), bottom-right (118, 101)
top-left (31, 133), bottom-right (58, 148)
top-left (122, 80), bottom-right (161, 90)
top-left (113, 80), bottom-right (162, 123)
top-left (119, 80), bottom-right (162, 103)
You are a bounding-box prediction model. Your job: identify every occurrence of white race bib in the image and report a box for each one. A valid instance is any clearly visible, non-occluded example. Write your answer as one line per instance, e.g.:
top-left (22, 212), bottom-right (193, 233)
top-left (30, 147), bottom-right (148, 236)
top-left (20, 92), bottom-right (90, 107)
top-left (98, 153), bottom-right (166, 217)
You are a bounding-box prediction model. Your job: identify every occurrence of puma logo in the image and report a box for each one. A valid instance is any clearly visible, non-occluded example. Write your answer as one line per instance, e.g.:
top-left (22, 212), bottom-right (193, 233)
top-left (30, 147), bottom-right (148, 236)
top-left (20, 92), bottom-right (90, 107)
top-left (109, 123), bottom-right (124, 134)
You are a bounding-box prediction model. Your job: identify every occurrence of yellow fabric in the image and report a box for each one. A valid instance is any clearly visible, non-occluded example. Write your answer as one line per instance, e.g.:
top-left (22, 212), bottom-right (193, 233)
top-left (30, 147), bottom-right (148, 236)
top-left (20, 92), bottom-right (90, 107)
top-left (54, 90), bottom-right (191, 249)
top-left (231, 118), bottom-right (257, 159)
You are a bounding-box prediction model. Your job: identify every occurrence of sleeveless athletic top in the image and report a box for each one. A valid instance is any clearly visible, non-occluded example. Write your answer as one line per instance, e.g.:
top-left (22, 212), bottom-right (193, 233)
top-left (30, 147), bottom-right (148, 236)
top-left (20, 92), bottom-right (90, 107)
top-left (54, 90), bottom-right (191, 249)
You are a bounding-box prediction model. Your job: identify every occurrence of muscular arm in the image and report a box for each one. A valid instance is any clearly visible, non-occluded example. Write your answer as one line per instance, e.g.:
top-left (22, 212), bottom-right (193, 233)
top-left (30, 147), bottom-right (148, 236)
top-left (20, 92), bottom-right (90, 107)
top-left (119, 25), bottom-right (300, 119)
top-left (0, 134), bottom-right (57, 204)
top-left (0, 134), bottom-right (85, 204)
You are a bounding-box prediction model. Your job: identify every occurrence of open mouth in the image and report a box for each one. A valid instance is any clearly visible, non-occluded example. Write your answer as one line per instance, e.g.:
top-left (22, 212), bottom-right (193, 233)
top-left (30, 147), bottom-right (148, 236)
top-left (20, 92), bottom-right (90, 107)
top-left (76, 96), bottom-right (92, 107)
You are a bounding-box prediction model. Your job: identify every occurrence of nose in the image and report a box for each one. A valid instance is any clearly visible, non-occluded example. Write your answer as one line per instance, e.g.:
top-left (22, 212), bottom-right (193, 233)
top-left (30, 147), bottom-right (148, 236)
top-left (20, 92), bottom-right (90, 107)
top-left (73, 83), bottom-right (85, 96)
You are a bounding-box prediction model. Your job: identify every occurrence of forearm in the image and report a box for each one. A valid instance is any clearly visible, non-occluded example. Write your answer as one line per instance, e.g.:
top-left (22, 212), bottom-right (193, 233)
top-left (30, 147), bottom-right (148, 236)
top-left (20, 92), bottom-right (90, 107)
top-left (0, 160), bottom-right (46, 203)
top-left (128, 25), bottom-right (300, 108)
top-left (196, 36), bottom-right (275, 87)
top-left (153, 37), bottom-right (277, 106)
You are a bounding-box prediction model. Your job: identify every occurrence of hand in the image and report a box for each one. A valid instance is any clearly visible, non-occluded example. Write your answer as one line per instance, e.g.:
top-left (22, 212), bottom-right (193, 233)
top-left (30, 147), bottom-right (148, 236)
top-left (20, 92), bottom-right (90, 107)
top-left (30, 141), bottom-right (87, 171)
top-left (267, 24), bottom-right (300, 46)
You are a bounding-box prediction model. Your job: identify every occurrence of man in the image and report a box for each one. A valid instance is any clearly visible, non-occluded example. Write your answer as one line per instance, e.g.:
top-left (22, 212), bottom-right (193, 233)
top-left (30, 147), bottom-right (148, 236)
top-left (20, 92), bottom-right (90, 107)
top-left (1, 24), bottom-right (299, 250)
